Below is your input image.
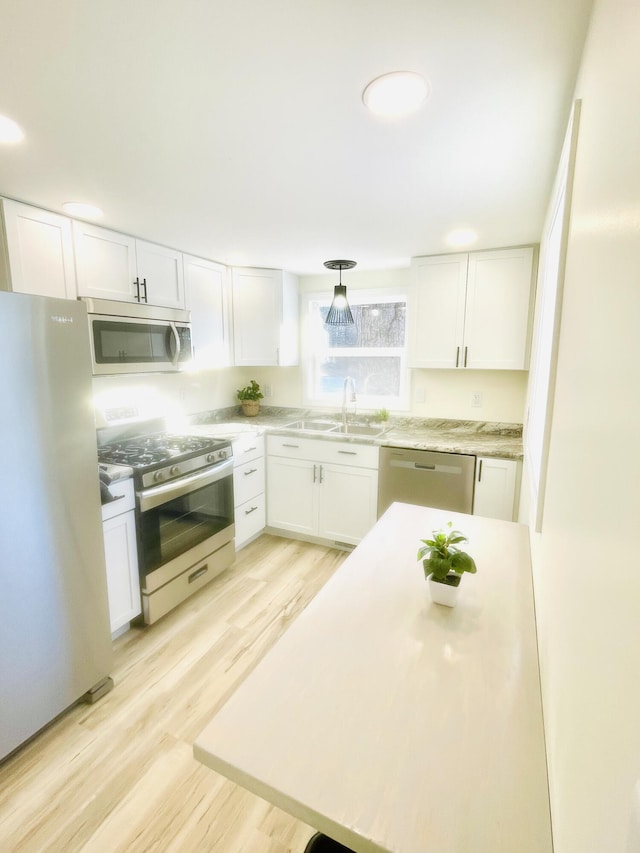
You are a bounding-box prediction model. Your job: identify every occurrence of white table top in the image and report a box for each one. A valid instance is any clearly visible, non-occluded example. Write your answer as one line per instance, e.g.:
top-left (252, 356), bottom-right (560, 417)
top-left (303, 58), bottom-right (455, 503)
top-left (194, 503), bottom-right (551, 853)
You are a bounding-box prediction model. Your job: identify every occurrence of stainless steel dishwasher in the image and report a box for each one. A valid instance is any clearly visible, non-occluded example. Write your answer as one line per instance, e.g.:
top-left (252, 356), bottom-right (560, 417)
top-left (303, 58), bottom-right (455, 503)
top-left (377, 447), bottom-right (476, 517)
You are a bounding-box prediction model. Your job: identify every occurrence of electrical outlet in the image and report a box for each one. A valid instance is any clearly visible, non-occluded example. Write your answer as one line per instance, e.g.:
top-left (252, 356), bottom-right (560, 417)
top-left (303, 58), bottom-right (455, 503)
top-left (264, 384), bottom-right (273, 398)
top-left (471, 392), bottom-right (483, 408)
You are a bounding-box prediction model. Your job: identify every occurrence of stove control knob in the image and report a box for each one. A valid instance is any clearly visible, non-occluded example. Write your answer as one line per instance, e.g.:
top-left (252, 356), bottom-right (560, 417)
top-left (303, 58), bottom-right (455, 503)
top-left (170, 465), bottom-right (180, 476)
top-left (154, 471), bottom-right (164, 482)
top-left (206, 453), bottom-right (215, 463)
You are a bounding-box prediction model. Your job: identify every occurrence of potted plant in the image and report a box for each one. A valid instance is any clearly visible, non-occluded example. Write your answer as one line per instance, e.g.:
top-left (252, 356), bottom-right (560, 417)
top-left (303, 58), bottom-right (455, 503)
top-left (417, 521), bottom-right (477, 607)
top-left (237, 379), bottom-right (264, 416)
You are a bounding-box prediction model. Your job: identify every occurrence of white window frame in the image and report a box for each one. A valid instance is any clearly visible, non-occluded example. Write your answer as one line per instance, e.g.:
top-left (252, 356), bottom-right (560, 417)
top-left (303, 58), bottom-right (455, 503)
top-left (302, 287), bottom-right (410, 410)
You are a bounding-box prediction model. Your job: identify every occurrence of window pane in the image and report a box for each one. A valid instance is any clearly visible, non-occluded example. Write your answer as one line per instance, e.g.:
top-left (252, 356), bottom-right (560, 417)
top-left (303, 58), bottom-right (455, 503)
top-left (319, 356), bottom-right (402, 396)
top-left (320, 301), bottom-right (406, 348)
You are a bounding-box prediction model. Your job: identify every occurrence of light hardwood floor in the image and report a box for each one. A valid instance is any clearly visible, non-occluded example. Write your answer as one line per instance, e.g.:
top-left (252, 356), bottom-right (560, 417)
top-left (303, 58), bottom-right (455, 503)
top-left (0, 534), bottom-right (346, 852)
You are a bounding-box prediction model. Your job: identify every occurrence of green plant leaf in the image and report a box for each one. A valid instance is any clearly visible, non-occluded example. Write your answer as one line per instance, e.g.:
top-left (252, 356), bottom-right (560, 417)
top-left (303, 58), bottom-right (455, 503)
top-left (450, 551), bottom-right (477, 574)
top-left (423, 554), bottom-right (452, 580)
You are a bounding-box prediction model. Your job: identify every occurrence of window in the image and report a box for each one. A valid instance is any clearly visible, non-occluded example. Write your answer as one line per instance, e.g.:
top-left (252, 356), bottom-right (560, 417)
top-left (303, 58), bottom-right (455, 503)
top-left (304, 289), bottom-right (409, 409)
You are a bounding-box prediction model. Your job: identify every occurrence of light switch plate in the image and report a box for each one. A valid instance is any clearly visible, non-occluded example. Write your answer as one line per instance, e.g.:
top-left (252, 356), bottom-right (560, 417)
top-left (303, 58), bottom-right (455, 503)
top-left (471, 392), bottom-right (483, 407)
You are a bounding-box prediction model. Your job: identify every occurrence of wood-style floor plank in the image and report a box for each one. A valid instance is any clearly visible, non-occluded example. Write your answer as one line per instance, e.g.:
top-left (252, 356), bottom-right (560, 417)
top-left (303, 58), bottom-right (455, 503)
top-left (0, 534), bottom-right (345, 852)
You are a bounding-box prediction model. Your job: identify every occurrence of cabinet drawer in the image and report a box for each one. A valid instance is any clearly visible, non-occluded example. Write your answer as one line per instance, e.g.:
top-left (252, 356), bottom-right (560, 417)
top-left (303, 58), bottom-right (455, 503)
top-left (233, 457), bottom-right (265, 506)
top-left (267, 435), bottom-right (379, 469)
top-left (233, 433), bottom-right (264, 464)
top-left (235, 493), bottom-right (266, 547)
top-left (101, 479), bottom-right (135, 521)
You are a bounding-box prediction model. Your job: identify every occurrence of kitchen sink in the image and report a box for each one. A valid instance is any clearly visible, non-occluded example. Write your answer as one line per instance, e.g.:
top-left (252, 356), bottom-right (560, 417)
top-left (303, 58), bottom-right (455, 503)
top-left (282, 419), bottom-right (339, 432)
top-left (282, 419), bottom-right (387, 438)
top-left (332, 423), bottom-right (388, 437)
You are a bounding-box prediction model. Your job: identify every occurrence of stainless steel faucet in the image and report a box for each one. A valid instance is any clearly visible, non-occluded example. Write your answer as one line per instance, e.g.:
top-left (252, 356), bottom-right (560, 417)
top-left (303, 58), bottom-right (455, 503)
top-left (342, 377), bottom-right (357, 426)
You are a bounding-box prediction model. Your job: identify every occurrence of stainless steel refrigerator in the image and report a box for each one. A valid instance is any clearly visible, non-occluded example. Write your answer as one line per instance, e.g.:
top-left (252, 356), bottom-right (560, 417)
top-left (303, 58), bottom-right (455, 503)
top-left (0, 291), bottom-right (113, 761)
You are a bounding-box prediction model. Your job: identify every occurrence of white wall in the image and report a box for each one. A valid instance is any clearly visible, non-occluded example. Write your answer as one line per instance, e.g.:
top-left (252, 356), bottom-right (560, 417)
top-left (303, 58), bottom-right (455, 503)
top-left (92, 367), bottom-right (245, 428)
top-left (529, 1), bottom-right (640, 850)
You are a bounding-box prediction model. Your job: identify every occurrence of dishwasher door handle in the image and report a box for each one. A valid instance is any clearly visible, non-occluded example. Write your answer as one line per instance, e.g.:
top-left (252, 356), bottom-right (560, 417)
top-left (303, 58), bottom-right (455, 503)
top-left (414, 463), bottom-right (436, 470)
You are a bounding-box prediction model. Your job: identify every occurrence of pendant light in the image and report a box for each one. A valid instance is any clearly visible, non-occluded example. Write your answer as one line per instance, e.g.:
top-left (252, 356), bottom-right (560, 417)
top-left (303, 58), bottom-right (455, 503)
top-left (324, 260), bottom-right (356, 325)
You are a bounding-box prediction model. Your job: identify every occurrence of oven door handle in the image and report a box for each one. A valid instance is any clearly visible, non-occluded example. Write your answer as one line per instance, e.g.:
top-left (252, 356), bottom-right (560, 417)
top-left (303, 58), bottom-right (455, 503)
top-left (137, 458), bottom-right (233, 512)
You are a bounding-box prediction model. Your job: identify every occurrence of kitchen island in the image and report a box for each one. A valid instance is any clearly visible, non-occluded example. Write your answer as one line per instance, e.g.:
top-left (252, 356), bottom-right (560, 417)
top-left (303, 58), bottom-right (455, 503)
top-left (194, 503), bottom-right (550, 853)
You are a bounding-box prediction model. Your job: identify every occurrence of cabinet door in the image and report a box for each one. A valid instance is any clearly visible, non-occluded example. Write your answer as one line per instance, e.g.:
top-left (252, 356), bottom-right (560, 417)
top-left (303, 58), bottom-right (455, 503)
top-left (318, 463), bottom-right (379, 545)
top-left (1, 199), bottom-right (76, 299)
top-left (103, 510), bottom-right (141, 633)
top-left (232, 267), bottom-right (283, 365)
top-left (74, 222), bottom-right (138, 302)
top-left (135, 239), bottom-right (185, 309)
top-left (184, 254), bottom-right (231, 367)
top-left (472, 457), bottom-right (518, 521)
top-left (464, 248), bottom-right (534, 369)
top-left (266, 456), bottom-right (316, 535)
top-left (408, 254), bottom-right (468, 368)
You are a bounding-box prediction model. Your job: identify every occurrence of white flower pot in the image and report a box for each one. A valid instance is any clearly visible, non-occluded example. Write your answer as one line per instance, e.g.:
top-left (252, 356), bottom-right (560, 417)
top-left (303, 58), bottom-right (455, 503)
top-left (428, 575), bottom-right (460, 607)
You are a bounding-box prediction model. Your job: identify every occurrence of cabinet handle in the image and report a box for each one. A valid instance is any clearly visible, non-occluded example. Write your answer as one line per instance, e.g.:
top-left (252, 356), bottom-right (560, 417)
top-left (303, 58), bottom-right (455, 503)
top-left (455, 346), bottom-right (460, 368)
top-left (244, 468), bottom-right (257, 476)
top-left (478, 459), bottom-right (483, 482)
top-left (141, 277), bottom-right (148, 303)
top-left (188, 564), bottom-right (209, 584)
top-left (313, 464), bottom-right (317, 483)
top-left (319, 464), bottom-right (323, 484)
top-left (338, 450), bottom-right (357, 455)
top-left (464, 346), bottom-right (468, 367)
top-left (134, 277), bottom-right (141, 302)
top-left (243, 446), bottom-right (257, 454)
top-left (282, 443), bottom-right (299, 448)
top-left (244, 505), bottom-right (259, 515)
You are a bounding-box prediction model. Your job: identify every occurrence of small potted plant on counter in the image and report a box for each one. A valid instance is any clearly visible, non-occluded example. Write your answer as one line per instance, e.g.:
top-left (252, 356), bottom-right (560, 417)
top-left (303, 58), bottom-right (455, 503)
top-left (237, 379), bottom-right (264, 417)
top-left (417, 521), bottom-right (477, 607)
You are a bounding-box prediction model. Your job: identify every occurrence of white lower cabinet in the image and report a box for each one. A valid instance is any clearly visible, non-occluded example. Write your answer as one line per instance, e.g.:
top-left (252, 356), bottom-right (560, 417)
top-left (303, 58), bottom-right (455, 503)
top-left (233, 434), bottom-right (266, 548)
top-left (101, 479), bottom-right (141, 634)
top-left (267, 436), bottom-right (379, 546)
top-left (472, 456), bottom-right (520, 521)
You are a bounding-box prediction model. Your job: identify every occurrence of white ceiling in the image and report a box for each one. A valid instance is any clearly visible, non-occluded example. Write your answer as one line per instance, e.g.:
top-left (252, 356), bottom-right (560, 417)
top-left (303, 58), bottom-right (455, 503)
top-left (0, 0), bottom-right (593, 274)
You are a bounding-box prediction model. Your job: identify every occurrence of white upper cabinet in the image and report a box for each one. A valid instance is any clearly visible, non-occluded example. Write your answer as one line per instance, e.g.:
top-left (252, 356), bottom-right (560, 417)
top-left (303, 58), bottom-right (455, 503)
top-left (183, 254), bottom-right (231, 368)
top-left (74, 221), bottom-right (185, 309)
top-left (0, 199), bottom-right (77, 299)
top-left (409, 246), bottom-right (535, 370)
top-left (231, 267), bottom-right (298, 366)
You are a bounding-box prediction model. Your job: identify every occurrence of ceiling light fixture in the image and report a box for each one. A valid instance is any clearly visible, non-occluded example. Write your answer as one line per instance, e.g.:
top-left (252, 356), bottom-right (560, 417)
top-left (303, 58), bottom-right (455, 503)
top-left (0, 114), bottom-right (25, 144)
top-left (324, 260), bottom-right (356, 325)
top-left (62, 202), bottom-right (103, 219)
top-left (363, 71), bottom-right (430, 118)
top-left (446, 228), bottom-right (478, 247)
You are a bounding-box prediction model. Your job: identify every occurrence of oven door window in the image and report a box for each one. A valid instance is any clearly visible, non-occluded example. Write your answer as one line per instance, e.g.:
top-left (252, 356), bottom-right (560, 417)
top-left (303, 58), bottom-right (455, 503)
top-left (93, 319), bottom-right (171, 364)
top-left (139, 476), bottom-right (233, 574)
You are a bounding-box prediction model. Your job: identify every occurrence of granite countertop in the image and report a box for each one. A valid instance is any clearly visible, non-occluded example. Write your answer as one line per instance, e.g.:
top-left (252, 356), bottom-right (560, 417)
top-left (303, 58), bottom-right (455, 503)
top-left (189, 407), bottom-right (523, 461)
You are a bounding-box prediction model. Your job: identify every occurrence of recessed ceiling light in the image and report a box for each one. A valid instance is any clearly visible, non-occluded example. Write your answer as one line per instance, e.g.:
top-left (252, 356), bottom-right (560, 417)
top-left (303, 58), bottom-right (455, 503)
top-left (62, 202), bottom-right (104, 219)
top-left (363, 71), bottom-right (430, 118)
top-left (446, 229), bottom-right (478, 247)
top-left (0, 114), bottom-right (24, 144)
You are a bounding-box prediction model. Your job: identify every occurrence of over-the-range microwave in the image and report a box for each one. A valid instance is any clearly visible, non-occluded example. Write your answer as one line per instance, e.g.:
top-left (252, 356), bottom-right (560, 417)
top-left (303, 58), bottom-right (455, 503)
top-left (82, 297), bottom-right (192, 375)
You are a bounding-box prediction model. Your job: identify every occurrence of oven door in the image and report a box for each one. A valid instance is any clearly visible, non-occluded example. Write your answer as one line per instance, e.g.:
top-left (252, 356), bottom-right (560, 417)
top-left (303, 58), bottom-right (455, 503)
top-left (89, 314), bottom-right (184, 375)
top-left (137, 459), bottom-right (234, 579)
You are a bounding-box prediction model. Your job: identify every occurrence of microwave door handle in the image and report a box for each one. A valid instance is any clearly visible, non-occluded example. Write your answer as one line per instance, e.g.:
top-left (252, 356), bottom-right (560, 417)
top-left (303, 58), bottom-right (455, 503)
top-left (167, 323), bottom-right (181, 367)
top-left (137, 457), bottom-right (234, 512)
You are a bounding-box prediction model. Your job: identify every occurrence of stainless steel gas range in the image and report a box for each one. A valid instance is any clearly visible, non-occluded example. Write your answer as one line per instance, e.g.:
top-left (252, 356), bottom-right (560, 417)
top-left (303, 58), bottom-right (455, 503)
top-left (97, 421), bottom-right (235, 624)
